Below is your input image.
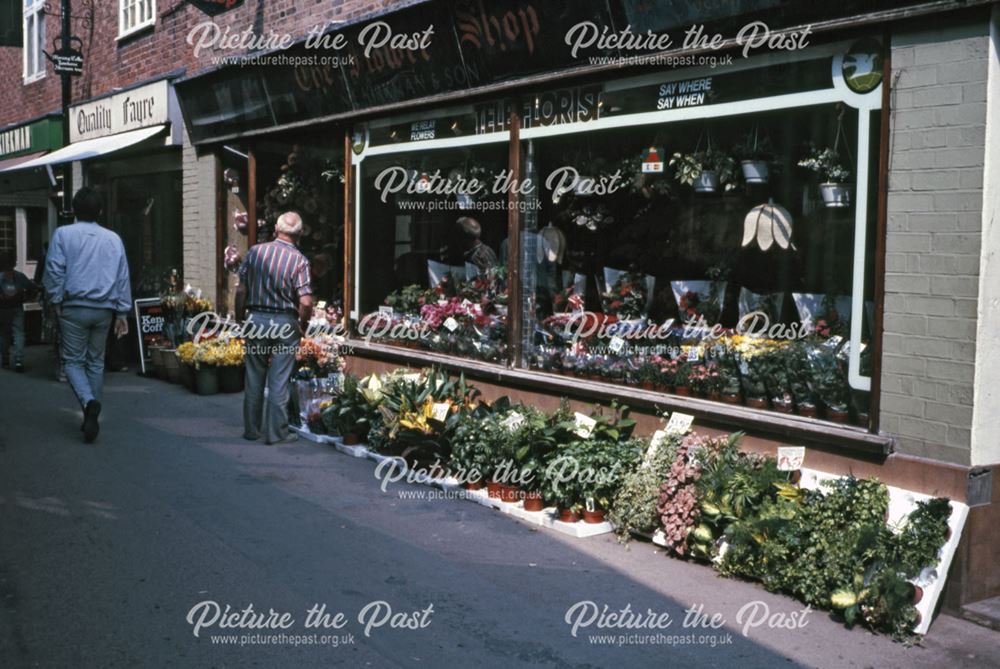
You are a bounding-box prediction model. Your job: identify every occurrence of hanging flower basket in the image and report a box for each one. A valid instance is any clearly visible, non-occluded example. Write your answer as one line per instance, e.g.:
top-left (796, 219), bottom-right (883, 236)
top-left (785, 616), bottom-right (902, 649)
top-left (741, 160), bottom-right (770, 184)
top-left (819, 183), bottom-right (851, 208)
top-left (693, 170), bottom-right (720, 193)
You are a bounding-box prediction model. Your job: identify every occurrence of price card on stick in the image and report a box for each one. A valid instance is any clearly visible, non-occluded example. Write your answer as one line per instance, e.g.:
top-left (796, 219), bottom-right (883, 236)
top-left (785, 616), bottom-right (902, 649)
top-left (443, 317), bottom-right (459, 332)
top-left (777, 446), bottom-right (806, 471)
top-left (573, 412), bottom-right (597, 438)
top-left (609, 336), bottom-right (626, 354)
top-left (665, 412), bottom-right (694, 435)
top-left (431, 402), bottom-right (451, 422)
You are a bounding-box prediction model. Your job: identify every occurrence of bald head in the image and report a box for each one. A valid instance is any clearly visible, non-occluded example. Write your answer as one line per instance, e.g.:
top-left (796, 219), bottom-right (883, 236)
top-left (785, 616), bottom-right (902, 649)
top-left (276, 211), bottom-right (303, 237)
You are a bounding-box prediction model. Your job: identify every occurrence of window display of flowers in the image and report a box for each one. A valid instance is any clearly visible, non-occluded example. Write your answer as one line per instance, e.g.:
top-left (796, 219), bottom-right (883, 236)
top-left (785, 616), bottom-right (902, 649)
top-left (384, 284), bottom-right (434, 314)
top-left (601, 271), bottom-right (648, 320)
top-left (184, 294), bottom-right (214, 317)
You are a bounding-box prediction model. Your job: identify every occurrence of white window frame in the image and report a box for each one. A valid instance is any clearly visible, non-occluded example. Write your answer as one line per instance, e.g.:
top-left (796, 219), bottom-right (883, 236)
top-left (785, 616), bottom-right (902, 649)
top-left (23, 0), bottom-right (46, 84)
top-left (118, 0), bottom-right (156, 40)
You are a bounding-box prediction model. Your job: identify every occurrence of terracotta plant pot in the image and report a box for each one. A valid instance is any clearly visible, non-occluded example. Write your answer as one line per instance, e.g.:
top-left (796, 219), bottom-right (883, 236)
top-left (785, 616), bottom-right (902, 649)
top-left (342, 432), bottom-right (361, 446)
top-left (789, 469), bottom-right (802, 485)
top-left (465, 480), bottom-right (483, 491)
top-left (218, 364), bottom-right (245, 393)
top-left (911, 584), bottom-right (923, 605)
top-left (674, 386), bottom-right (691, 397)
top-left (655, 384), bottom-right (671, 393)
top-left (486, 480), bottom-right (503, 499)
top-left (500, 484), bottom-right (520, 503)
top-left (826, 408), bottom-right (850, 423)
top-left (194, 365), bottom-right (219, 395)
top-left (707, 391), bottom-right (721, 402)
top-left (855, 412), bottom-right (870, 427)
top-left (747, 397), bottom-right (768, 410)
top-left (797, 404), bottom-right (818, 418)
top-left (523, 492), bottom-right (544, 512)
top-left (771, 400), bottom-right (794, 414)
top-left (582, 508), bottom-right (606, 524)
top-left (558, 508), bottom-right (580, 523)
top-left (721, 393), bottom-right (741, 404)
top-left (641, 381), bottom-right (654, 391)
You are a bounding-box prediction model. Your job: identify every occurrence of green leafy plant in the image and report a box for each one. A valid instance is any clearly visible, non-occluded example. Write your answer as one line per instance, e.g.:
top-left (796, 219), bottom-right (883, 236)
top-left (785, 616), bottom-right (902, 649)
top-left (670, 148), bottom-right (738, 191)
top-left (384, 284), bottom-right (433, 314)
top-left (321, 374), bottom-right (378, 438)
top-left (610, 431), bottom-right (684, 542)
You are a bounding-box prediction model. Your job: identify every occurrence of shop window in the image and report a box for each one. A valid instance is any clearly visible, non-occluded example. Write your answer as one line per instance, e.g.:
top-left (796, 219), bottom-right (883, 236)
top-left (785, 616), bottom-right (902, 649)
top-left (520, 103), bottom-right (878, 427)
top-left (119, 0), bottom-right (155, 39)
top-left (22, 0), bottom-right (45, 82)
top-left (0, 207), bottom-right (13, 255)
top-left (355, 143), bottom-right (509, 363)
top-left (254, 134), bottom-right (345, 314)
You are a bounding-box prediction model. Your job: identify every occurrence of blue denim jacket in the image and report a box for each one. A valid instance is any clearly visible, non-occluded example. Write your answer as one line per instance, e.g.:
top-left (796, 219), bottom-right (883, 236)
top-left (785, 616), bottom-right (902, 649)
top-left (44, 221), bottom-right (132, 316)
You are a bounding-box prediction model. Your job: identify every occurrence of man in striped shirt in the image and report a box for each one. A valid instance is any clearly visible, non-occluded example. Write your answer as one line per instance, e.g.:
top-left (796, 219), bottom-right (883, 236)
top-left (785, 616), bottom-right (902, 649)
top-left (235, 212), bottom-right (313, 445)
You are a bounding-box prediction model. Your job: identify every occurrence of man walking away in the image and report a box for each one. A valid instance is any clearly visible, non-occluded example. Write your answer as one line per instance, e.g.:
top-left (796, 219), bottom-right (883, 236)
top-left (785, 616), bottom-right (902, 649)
top-left (236, 212), bottom-right (313, 445)
top-left (44, 187), bottom-right (132, 443)
top-left (0, 251), bottom-right (36, 372)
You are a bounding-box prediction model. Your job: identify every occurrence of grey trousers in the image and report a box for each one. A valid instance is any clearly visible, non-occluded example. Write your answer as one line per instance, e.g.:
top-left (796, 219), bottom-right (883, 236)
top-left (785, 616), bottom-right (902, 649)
top-left (0, 307), bottom-right (25, 365)
top-left (243, 311), bottom-right (300, 444)
top-left (60, 306), bottom-right (113, 408)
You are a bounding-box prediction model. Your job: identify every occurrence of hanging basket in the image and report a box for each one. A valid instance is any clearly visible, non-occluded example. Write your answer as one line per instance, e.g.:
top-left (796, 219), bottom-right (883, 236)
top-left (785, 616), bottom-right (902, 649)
top-left (693, 170), bottom-right (719, 193)
top-left (819, 183), bottom-right (851, 208)
top-left (741, 160), bottom-right (769, 184)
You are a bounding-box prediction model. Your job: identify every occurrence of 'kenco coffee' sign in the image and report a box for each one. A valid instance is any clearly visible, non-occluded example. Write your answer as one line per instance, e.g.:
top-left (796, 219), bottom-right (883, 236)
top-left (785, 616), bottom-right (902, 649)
top-left (70, 79), bottom-right (171, 143)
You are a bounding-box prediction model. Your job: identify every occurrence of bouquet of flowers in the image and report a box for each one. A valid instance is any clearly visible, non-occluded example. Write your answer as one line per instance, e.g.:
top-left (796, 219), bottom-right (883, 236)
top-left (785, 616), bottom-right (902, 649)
top-left (296, 335), bottom-right (343, 379)
top-left (384, 284), bottom-right (434, 315)
top-left (602, 272), bottom-right (648, 320)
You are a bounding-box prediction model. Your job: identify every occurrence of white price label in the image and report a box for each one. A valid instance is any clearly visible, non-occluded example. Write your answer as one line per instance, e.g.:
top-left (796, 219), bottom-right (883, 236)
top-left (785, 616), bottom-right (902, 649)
top-left (502, 411), bottom-right (525, 431)
top-left (687, 347), bottom-right (701, 362)
top-left (443, 317), bottom-right (459, 332)
top-left (431, 402), bottom-right (451, 422)
top-left (573, 412), bottom-right (597, 438)
top-left (378, 305), bottom-right (394, 316)
top-left (665, 412), bottom-right (694, 435)
top-left (609, 336), bottom-right (626, 354)
top-left (777, 446), bottom-right (805, 471)
top-left (641, 161), bottom-right (664, 173)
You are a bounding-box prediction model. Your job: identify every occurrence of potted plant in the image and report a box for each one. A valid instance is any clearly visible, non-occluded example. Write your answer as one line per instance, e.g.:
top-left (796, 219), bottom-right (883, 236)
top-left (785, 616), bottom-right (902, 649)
top-left (176, 341), bottom-right (197, 391)
top-left (798, 145), bottom-right (852, 208)
top-left (217, 338), bottom-right (245, 393)
top-left (734, 128), bottom-right (776, 184)
top-left (322, 375), bottom-right (375, 444)
top-left (192, 340), bottom-right (223, 395)
top-left (670, 148), bottom-right (738, 193)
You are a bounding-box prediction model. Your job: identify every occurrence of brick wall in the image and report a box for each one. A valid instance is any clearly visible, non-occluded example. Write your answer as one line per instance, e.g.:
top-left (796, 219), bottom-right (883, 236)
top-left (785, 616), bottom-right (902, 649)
top-left (181, 123), bottom-right (216, 297)
top-left (880, 21), bottom-right (990, 465)
top-left (0, 0), bottom-right (416, 128)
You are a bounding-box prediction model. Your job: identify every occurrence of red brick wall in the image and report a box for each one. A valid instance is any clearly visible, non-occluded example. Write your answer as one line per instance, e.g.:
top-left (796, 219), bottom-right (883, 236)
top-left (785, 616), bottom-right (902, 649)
top-left (0, 0), bottom-right (415, 128)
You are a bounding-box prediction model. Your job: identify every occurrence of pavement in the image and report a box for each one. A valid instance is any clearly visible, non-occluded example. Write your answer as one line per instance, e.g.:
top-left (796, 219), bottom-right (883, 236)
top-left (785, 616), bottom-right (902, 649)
top-left (1, 345), bottom-right (998, 669)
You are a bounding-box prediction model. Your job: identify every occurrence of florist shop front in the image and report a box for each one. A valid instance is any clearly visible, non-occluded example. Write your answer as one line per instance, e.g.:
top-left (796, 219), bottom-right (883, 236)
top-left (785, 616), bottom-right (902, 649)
top-left (174, 2), bottom-right (1000, 617)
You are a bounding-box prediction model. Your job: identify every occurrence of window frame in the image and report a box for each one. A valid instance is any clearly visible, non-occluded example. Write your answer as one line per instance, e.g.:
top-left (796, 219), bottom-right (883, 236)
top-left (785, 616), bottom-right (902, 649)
top-left (22, 0), bottom-right (45, 84)
top-left (118, 0), bottom-right (156, 40)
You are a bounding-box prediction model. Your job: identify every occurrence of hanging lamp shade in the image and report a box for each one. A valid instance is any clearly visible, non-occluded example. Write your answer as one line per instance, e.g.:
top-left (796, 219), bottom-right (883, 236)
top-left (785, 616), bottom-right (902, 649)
top-left (743, 201), bottom-right (794, 251)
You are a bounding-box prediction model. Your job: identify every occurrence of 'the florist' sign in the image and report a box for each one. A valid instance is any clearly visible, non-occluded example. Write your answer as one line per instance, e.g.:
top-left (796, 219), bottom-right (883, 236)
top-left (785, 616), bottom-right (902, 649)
top-left (70, 80), bottom-right (171, 143)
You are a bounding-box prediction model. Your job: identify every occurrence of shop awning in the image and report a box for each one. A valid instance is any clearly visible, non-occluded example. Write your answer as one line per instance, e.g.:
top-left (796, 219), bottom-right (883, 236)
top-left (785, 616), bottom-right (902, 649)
top-left (0, 151), bottom-right (48, 172)
top-left (0, 125), bottom-right (166, 172)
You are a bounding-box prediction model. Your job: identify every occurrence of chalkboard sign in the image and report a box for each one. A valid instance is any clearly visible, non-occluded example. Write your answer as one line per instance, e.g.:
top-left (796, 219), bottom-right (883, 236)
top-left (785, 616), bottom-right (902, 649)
top-left (134, 298), bottom-right (165, 375)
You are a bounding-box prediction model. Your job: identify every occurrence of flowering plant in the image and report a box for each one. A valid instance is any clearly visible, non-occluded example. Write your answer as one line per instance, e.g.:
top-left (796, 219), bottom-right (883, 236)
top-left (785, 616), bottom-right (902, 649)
top-left (184, 294), bottom-right (213, 317)
top-left (296, 335), bottom-right (343, 378)
top-left (798, 146), bottom-right (851, 183)
top-left (176, 342), bottom-right (197, 364)
top-left (601, 272), bottom-right (648, 320)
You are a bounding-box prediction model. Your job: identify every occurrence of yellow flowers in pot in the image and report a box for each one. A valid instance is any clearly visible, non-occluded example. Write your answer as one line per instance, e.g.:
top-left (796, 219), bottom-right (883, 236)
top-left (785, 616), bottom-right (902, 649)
top-left (176, 342), bottom-right (197, 365)
top-left (188, 338), bottom-right (245, 369)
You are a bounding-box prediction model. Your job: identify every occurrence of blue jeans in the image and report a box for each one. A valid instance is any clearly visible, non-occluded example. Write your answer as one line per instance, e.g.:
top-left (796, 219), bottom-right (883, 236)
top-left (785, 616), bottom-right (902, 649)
top-left (243, 311), bottom-right (301, 443)
top-left (60, 306), bottom-right (113, 407)
top-left (0, 307), bottom-right (24, 365)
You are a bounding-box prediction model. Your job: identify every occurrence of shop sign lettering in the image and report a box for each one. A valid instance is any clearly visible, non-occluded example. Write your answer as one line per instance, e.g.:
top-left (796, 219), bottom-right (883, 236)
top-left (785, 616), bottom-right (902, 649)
top-left (455, 1), bottom-right (540, 56)
top-left (657, 77), bottom-right (712, 110)
top-left (70, 80), bottom-right (171, 142)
